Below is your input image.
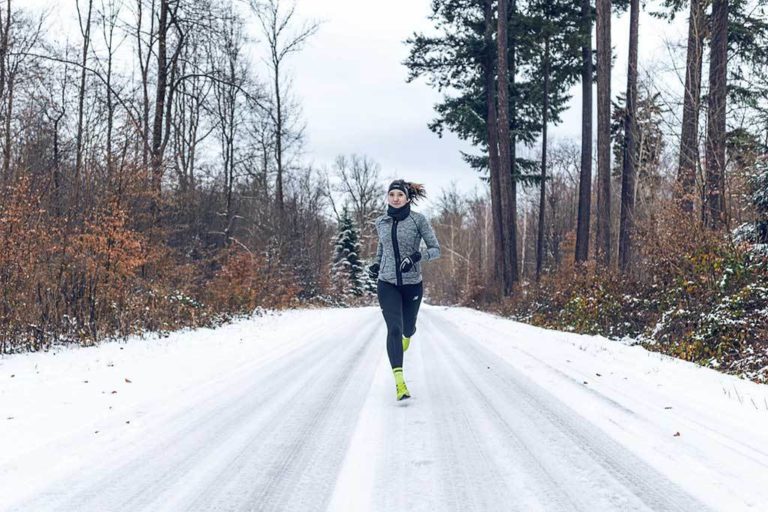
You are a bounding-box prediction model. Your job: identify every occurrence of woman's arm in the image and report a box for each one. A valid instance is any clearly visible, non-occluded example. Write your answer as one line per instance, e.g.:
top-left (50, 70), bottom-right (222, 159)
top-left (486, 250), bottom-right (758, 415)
top-left (375, 237), bottom-right (383, 266)
top-left (418, 215), bottom-right (441, 261)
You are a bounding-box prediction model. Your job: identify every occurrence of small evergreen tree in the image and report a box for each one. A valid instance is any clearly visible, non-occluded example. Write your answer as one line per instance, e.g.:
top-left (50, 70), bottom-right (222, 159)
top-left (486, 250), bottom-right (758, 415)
top-left (330, 207), bottom-right (365, 300)
top-left (748, 158), bottom-right (768, 243)
top-left (733, 157), bottom-right (768, 247)
top-left (752, 161), bottom-right (768, 244)
top-left (754, 161), bottom-right (768, 244)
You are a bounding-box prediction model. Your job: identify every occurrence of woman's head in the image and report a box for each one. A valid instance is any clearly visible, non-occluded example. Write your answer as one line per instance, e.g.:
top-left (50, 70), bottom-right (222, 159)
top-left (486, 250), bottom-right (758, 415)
top-left (387, 179), bottom-right (426, 207)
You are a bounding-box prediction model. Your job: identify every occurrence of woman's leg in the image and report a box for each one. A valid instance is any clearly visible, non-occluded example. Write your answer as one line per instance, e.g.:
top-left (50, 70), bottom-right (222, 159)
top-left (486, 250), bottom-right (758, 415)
top-left (377, 280), bottom-right (404, 369)
top-left (401, 282), bottom-right (423, 339)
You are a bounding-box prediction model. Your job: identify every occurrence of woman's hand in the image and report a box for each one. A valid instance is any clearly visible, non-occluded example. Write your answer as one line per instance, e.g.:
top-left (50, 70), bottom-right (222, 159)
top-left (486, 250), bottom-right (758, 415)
top-left (399, 252), bottom-right (422, 272)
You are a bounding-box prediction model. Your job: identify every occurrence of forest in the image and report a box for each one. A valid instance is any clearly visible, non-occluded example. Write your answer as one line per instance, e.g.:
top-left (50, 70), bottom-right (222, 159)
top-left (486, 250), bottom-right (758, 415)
top-left (1, 0), bottom-right (767, 383)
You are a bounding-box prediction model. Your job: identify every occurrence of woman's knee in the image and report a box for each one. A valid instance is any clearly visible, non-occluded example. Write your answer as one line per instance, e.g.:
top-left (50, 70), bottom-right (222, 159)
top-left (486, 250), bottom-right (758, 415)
top-left (387, 323), bottom-right (403, 339)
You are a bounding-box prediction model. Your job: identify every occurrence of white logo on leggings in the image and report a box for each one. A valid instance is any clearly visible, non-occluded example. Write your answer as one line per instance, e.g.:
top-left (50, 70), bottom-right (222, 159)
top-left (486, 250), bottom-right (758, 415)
top-left (413, 295), bottom-right (419, 301)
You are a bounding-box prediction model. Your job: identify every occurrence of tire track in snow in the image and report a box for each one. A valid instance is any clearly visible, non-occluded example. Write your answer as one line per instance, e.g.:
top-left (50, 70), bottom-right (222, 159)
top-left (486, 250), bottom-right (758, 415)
top-left (459, 309), bottom-right (768, 464)
top-left (418, 320), bottom-right (577, 512)
top-left (422, 309), bottom-right (712, 512)
top-left (443, 307), bottom-right (768, 508)
top-left (10, 309), bottom-right (383, 512)
top-left (212, 316), bottom-right (384, 512)
top-left (327, 317), bottom-right (454, 512)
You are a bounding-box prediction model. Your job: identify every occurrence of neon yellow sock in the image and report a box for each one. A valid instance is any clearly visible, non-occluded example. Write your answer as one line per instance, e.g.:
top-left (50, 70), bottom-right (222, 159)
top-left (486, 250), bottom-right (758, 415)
top-left (402, 336), bottom-right (411, 352)
top-left (392, 367), bottom-right (410, 400)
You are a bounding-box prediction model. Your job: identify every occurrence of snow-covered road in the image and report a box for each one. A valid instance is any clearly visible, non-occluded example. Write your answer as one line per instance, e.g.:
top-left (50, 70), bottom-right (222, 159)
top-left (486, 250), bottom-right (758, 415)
top-left (2, 306), bottom-right (767, 511)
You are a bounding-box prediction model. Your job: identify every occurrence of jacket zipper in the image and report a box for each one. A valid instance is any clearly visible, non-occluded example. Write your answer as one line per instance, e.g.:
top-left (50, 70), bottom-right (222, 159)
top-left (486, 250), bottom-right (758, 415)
top-left (391, 219), bottom-right (402, 286)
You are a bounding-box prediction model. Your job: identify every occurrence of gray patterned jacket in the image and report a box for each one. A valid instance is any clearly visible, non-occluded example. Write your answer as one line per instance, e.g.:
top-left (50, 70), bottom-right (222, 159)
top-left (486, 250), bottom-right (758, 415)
top-left (373, 211), bottom-right (441, 286)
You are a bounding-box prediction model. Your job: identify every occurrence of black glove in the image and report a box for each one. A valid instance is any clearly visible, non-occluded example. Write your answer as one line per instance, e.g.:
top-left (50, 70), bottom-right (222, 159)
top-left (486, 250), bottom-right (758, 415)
top-left (367, 263), bottom-right (380, 279)
top-left (399, 251), bottom-right (422, 272)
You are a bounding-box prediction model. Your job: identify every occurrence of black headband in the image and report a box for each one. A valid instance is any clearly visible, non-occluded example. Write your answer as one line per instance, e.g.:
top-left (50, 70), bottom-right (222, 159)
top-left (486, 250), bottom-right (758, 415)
top-left (388, 180), bottom-right (409, 196)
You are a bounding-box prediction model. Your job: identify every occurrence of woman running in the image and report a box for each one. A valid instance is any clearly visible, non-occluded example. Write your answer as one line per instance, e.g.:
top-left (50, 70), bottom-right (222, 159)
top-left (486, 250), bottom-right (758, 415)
top-left (368, 179), bottom-right (441, 400)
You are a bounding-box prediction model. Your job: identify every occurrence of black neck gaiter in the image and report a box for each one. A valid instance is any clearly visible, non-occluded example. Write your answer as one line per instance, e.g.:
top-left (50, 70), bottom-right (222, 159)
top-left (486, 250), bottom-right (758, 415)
top-left (387, 202), bottom-right (411, 221)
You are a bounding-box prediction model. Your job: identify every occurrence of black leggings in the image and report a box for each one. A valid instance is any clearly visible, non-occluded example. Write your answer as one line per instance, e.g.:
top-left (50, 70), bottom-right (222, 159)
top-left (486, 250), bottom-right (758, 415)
top-left (377, 280), bottom-right (423, 369)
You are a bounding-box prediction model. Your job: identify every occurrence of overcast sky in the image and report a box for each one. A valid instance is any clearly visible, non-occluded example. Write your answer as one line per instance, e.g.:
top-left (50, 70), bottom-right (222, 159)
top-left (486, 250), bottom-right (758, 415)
top-left (283, 0), bottom-right (687, 210)
top-left (282, 0), bottom-right (481, 209)
top-left (29, 0), bottom-right (687, 211)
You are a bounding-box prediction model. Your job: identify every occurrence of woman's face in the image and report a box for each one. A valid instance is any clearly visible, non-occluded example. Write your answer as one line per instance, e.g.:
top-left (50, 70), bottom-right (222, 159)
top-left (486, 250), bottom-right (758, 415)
top-left (388, 189), bottom-right (409, 208)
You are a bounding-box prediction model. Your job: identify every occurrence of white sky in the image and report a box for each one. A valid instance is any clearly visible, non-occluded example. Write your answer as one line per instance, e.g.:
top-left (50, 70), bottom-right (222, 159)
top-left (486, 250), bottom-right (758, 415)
top-left (285, 0), bottom-right (688, 209)
top-left (28, 0), bottom-right (688, 210)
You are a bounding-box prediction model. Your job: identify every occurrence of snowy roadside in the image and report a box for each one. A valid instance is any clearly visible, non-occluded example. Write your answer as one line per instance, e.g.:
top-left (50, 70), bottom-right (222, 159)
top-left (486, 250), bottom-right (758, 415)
top-left (0, 308), bottom-right (352, 506)
top-left (441, 305), bottom-right (768, 422)
top-left (434, 306), bottom-right (768, 510)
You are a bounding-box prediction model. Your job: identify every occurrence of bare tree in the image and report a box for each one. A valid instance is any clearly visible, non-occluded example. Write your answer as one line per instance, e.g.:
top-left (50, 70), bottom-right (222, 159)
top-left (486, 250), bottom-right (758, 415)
top-left (247, 109), bottom-right (276, 193)
top-left (133, 0), bottom-right (156, 166)
top-left (0, 0), bottom-right (10, 105)
top-left (95, 0), bottom-right (124, 178)
top-left (330, 154), bottom-right (384, 253)
top-left (433, 186), bottom-right (474, 302)
top-left (171, 35), bottom-right (213, 195)
top-left (1, 8), bottom-right (43, 180)
top-left (210, 8), bottom-right (249, 246)
top-left (74, 0), bottom-right (93, 185)
top-left (39, 61), bottom-right (68, 211)
top-left (251, 0), bottom-right (318, 214)
top-left (150, 0), bottom-right (185, 199)
top-left (0, 0), bottom-right (334, 350)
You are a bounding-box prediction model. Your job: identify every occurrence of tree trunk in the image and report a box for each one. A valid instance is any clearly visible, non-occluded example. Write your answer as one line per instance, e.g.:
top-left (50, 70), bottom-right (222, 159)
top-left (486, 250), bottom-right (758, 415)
top-left (676, 0), bottom-right (705, 213)
top-left (575, 0), bottom-right (593, 264)
top-left (225, 77), bottom-right (236, 246)
top-left (2, 74), bottom-right (11, 178)
top-left (274, 58), bottom-right (284, 213)
top-left (484, 0), bottom-right (504, 293)
top-left (0, 0), bottom-right (10, 174)
top-left (151, 0), bottom-right (169, 198)
top-left (705, 0), bottom-right (727, 230)
top-left (103, 6), bottom-right (117, 179)
top-left (136, 0), bottom-right (155, 167)
top-left (0, 0), bottom-right (8, 183)
top-left (497, 0), bottom-right (516, 294)
top-left (75, 0), bottom-right (93, 184)
top-left (0, 0), bottom-right (8, 103)
top-left (160, 39), bottom-right (181, 166)
top-left (508, 0), bottom-right (519, 285)
top-left (536, 35), bottom-right (550, 281)
top-left (254, 0), bottom-right (318, 220)
top-left (619, 0), bottom-right (639, 272)
top-left (521, 205), bottom-right (527, 276)
top-left (53, 113), bottom-right (62, 213)
top-left (595, 0), bottom-right (612, 267)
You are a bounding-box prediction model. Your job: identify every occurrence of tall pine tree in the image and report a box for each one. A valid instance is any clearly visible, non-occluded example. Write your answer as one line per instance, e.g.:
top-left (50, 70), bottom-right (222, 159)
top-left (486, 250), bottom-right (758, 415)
top-left (405, 0), bottom-right (583, 290)
top-left (519, 0), bottom-right (582, 278)
top-left (575, 0), bottom-right (594, 264)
